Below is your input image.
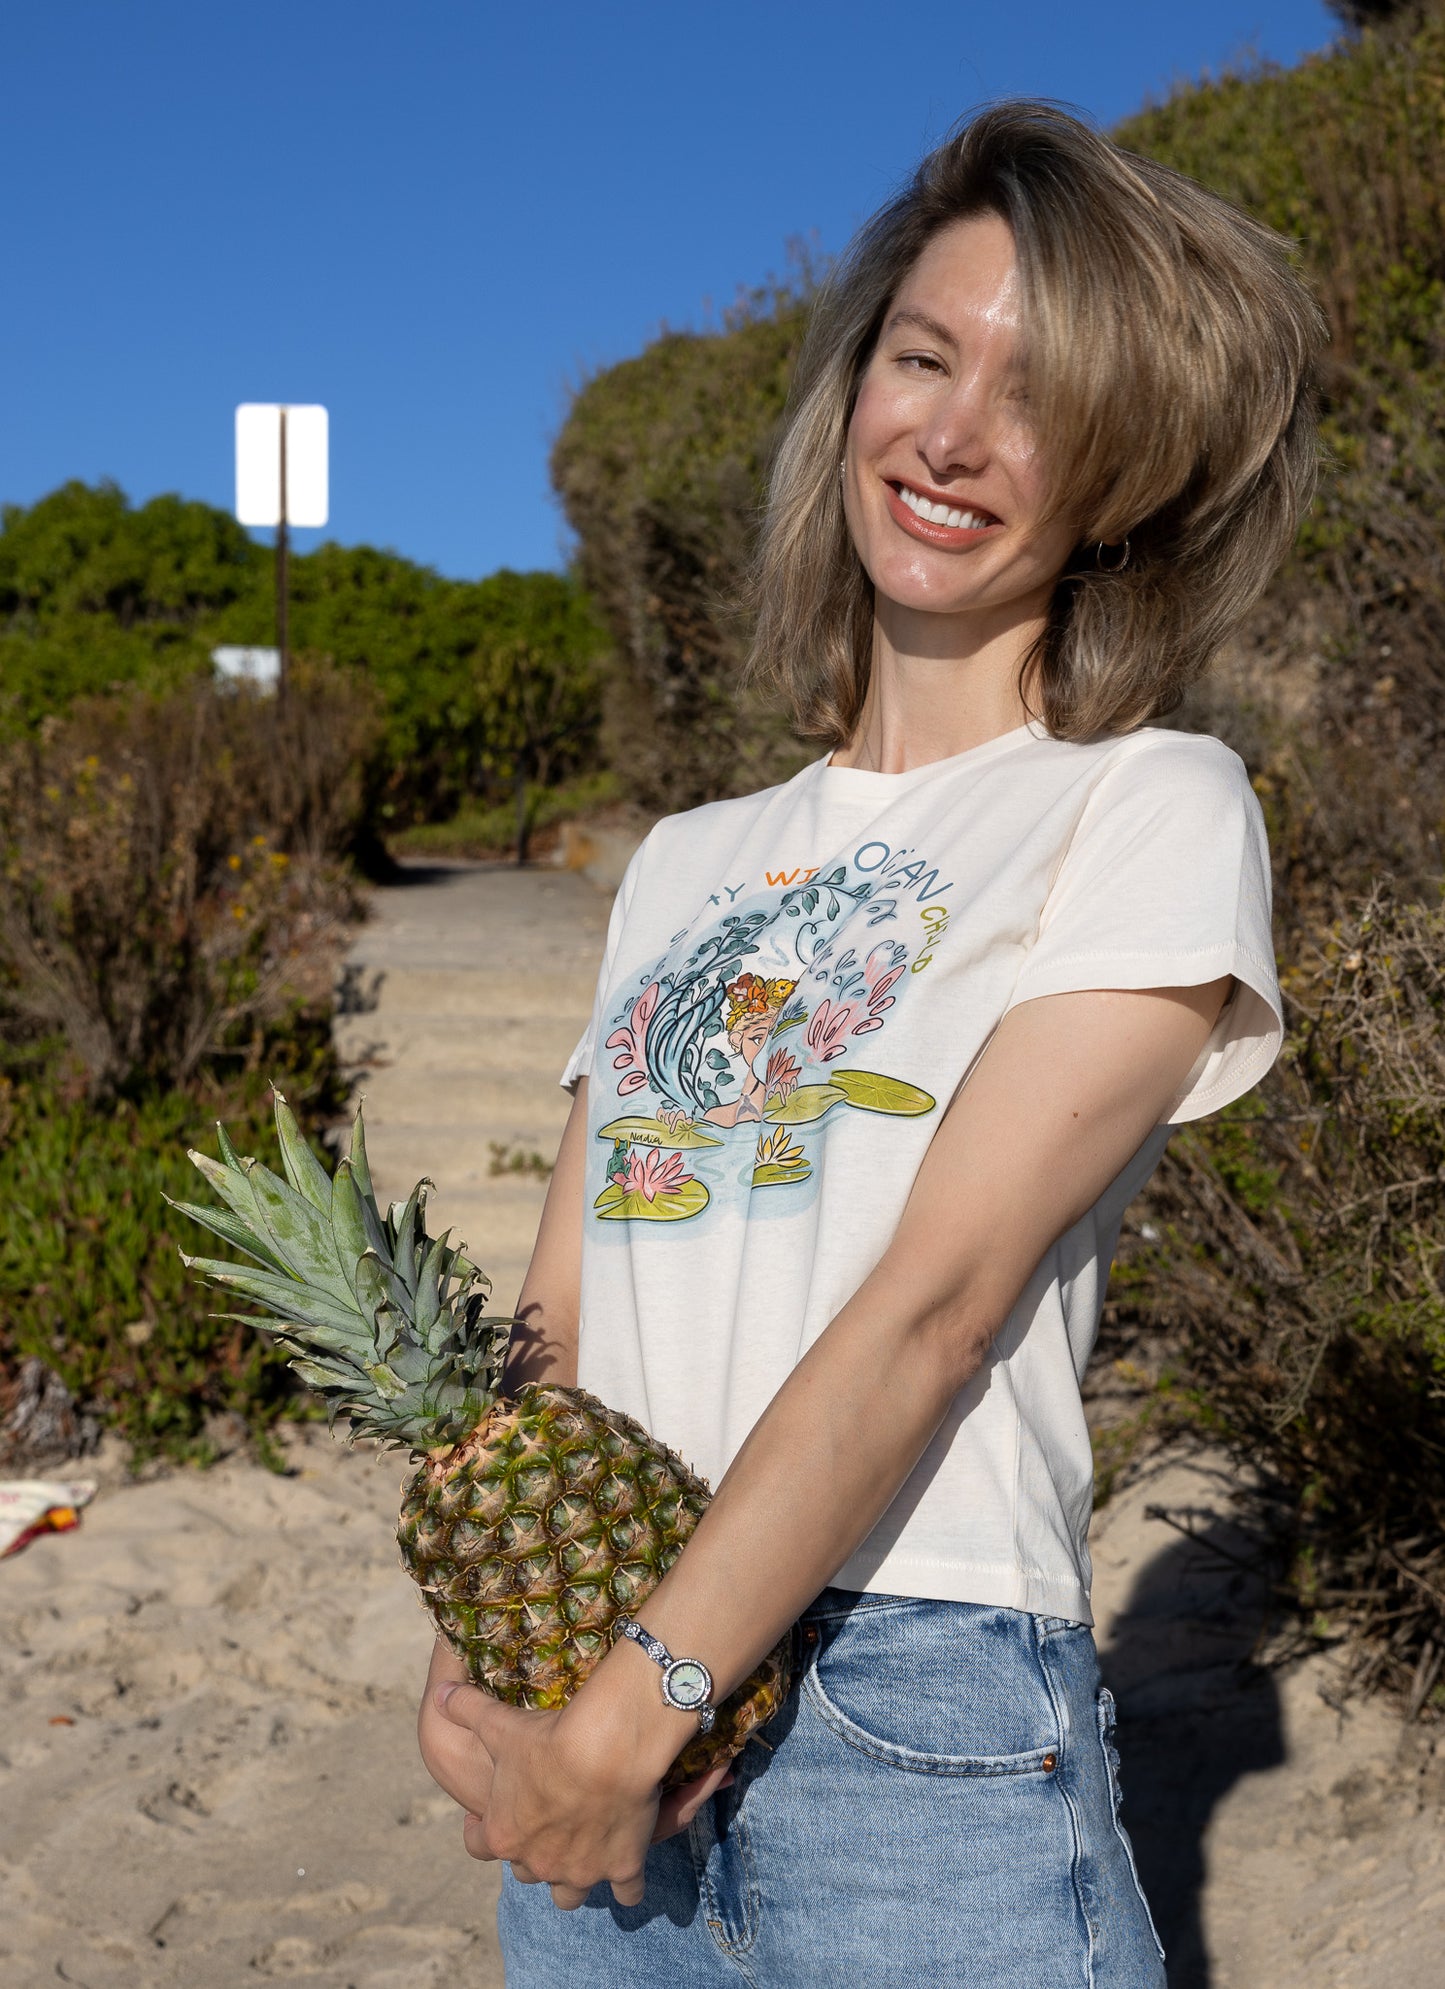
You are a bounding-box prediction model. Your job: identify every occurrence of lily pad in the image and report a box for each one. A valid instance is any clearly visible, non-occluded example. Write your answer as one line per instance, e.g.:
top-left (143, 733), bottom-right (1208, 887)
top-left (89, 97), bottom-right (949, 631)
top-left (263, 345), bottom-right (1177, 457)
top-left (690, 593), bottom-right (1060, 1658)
top-left (752, 1161), bottom-right (812, 1188)
top-left (596, 1115), bottom-right (723, 1149)
top-left (828, 1069), bottom-right (936, 1117)
top-left (592, 1178), bottom-right (712, 1222)
top-left (763, 1083), bottom-right (847, 1125)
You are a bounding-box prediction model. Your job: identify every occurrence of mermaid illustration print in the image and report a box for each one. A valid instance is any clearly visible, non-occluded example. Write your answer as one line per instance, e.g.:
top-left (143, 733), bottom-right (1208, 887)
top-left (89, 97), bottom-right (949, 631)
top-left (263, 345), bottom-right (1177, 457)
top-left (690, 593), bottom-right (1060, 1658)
top-left (656, 971), bottom-right (799, 1131)
top-left (589, 857), bottom-right (943, 1226)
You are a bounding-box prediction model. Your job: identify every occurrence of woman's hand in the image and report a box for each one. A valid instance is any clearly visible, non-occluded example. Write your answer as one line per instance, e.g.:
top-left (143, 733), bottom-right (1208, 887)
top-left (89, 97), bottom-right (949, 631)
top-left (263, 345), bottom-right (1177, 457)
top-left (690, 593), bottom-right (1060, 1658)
top-left (417, 1636), bottom-right (733, 1906)
top-left (427, 1673), bottom-right (735, 1908)
top-left (417, 1637), bottom-right (486, 1816)
top-left (436, 1686), bottom-right (657, 1909)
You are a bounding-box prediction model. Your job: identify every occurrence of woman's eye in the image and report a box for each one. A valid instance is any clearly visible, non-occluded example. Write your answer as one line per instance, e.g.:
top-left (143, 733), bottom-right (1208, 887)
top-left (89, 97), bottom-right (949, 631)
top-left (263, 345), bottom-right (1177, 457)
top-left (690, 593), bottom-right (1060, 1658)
top-left (897, 352), bottom-right (944, 374)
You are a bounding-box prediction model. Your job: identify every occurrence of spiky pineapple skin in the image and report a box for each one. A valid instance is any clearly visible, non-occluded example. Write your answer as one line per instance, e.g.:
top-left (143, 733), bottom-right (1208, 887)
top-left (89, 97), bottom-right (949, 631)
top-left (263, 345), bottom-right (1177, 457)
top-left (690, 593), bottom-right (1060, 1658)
top-left (398, 1382), bottom-right (791, 1789)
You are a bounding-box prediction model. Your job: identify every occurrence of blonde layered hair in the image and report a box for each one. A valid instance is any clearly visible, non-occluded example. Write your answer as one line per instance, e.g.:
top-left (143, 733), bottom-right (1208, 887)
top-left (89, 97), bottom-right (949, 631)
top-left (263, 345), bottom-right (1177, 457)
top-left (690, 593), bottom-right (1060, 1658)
top-left (744, 101), bottom-right (1327, 744)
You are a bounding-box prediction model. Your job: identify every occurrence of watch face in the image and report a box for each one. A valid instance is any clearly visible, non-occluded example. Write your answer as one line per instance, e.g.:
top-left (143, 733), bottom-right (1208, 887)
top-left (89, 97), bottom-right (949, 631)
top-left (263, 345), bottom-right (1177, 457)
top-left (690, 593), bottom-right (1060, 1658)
top-left (664, 1659), bottom-right (710, 1709)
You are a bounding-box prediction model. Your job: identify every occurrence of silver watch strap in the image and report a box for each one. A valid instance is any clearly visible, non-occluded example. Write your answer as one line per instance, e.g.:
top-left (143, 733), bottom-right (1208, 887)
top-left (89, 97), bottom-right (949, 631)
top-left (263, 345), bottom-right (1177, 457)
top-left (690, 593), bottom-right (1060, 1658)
top-left (615, 1616), bottom-right (716, 1734)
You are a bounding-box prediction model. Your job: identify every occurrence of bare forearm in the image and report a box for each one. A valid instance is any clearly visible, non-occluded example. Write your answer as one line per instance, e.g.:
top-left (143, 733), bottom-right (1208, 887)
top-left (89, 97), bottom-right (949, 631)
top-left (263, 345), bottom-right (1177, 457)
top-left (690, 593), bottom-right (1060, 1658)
top-left (566, 980), bottom-right (1236, 1785)
top-left (502, 1082), bottom-right (587, 1391)
top-left (505, 1278), bottom-right (578, 1389)
top-left (655, 1263), bottom-right (986, 1678)
top-left (570, 1250), bottom-right (992, 1782)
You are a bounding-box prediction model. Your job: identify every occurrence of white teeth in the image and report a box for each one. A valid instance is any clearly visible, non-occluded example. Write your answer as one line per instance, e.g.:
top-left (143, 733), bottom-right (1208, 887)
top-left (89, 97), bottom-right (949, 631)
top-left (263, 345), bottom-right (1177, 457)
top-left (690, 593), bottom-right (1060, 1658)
top-left (897, 484), bottom-right (992, 530)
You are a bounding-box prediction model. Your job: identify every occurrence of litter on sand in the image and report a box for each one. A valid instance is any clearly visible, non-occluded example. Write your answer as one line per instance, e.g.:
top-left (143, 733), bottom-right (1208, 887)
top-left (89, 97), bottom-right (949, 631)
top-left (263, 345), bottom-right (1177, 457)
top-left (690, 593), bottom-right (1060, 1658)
top-left (0, 1480), bottom-right (98, 1559)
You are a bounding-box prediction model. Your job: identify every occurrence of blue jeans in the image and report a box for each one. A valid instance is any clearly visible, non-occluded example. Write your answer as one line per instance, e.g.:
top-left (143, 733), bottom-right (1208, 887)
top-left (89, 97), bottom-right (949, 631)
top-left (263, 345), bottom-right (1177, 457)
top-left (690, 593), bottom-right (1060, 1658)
top-left (498, 1588), bottom-right (1167, 1987)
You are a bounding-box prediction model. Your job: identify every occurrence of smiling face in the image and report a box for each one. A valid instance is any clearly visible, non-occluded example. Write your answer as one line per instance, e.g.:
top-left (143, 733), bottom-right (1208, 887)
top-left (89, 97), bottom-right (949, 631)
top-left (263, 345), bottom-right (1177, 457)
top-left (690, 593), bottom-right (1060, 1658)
top-left (843, 212), bottom-right (1082, 635)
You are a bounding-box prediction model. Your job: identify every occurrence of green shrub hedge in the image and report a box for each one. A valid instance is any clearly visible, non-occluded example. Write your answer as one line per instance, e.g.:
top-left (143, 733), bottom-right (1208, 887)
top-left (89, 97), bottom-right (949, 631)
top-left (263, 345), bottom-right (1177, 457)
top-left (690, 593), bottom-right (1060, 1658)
top-left (0, 1040), bottom-right (344, 1464)
top-left (0, 483), bottom-right (611, 832)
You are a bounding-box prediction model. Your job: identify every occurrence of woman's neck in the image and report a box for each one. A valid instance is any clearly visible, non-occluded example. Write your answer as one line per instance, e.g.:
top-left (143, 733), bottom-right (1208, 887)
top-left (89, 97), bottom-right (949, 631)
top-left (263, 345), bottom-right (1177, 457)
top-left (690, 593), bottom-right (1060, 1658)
top-left (829, 594), bottom-right (1047, 775)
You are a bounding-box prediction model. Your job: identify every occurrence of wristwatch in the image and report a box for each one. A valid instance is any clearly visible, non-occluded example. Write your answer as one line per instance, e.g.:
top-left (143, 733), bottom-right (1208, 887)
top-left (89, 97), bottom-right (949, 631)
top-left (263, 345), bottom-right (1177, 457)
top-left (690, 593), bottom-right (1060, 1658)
top-left (614, 1616), bottom-right (716, 1734)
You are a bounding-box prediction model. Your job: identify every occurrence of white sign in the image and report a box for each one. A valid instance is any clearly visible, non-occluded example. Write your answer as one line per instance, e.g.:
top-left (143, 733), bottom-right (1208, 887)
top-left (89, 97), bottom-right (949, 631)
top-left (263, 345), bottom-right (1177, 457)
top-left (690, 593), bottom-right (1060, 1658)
top-left (212, 645), bottom-right (282, 691)
top-left (235, 403), bottom-right (328, 528)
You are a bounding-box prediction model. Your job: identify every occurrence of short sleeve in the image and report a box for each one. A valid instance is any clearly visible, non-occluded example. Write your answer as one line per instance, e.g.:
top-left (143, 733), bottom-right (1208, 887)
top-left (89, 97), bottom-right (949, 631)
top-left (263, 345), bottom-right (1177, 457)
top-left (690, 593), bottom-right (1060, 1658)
top-left (558, 834), bottom-right (650, 1097)
top-left (1003, 735), bottom-right (1284, 1126)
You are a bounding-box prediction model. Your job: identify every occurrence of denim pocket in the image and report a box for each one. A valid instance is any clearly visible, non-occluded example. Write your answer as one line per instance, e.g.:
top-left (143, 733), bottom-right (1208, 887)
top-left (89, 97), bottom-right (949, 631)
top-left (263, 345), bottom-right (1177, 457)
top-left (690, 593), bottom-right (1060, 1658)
top-left (802, 1596), bottom-right (1062, 1777)
top-left (1096, 1686), bottom-right (1167, 1963)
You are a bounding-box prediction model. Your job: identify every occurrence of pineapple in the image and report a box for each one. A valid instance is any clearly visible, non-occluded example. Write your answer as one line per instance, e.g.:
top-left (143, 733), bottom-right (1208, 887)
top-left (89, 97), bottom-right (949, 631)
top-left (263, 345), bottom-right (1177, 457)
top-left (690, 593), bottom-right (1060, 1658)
top-left (168, 1090), bottom-right (791, 1791)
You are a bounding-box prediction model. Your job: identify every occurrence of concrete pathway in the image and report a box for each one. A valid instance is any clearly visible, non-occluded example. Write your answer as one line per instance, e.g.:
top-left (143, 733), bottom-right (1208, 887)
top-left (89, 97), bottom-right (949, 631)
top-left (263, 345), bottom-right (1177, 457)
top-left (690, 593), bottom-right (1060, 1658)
top-left (332, 858), bottom-right (613, 1314)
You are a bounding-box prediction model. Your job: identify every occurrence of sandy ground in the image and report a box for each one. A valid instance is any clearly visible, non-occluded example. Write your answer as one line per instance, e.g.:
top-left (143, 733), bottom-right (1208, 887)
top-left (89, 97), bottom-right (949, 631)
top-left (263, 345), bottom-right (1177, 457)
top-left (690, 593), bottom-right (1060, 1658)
top-left (1089, 1451), bottom-right (1445, 1987)
top-left (0, 1422), bottom-right (496, 1987)
top-left (3, 857), bottom-right (1442, 1987)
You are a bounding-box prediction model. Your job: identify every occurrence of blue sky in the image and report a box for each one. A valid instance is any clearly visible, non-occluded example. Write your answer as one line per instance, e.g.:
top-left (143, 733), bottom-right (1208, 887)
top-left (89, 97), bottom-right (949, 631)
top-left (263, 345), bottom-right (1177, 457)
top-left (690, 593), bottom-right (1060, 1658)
top-left (2, 0), bottom-right (1339, 580)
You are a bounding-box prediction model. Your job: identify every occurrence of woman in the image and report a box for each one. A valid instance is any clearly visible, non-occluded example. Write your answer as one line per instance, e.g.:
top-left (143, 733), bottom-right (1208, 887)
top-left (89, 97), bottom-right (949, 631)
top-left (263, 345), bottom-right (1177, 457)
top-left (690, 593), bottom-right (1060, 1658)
top-left (419, 101), bottom-right (1322, 1985)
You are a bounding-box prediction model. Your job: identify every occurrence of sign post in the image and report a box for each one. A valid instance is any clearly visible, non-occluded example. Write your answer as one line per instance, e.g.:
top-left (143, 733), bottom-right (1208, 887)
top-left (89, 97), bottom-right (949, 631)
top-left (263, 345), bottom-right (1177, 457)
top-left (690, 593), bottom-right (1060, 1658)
top-left (235, 403), bottom-right (328, 689)
top-left (277, 407), bottom-right (289, 680)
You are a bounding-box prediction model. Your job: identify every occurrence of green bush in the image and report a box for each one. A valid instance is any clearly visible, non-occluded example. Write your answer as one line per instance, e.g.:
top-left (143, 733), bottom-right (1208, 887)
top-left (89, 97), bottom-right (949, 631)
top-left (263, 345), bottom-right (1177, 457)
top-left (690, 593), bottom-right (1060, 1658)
top-left (284, 556), bottom-right (611, 828)
top-left (1116, 9), bottom-right (1445, 915)
top-left (1113, 880), bottom-right (1445, 1712)
top-left (0, 484), bottom-right (612, 833)
top-left (0, 662), bottom-right (368, 1461)
top-left (0, 481), bottom-right (267, 733)
top-left (0, 671), bottom-right (372, 1096)
top-left (392, 769), bottom-right (624, 861)
top-left (551, 293), bottom-right (815, 812)
top-left (0, 1042), bottom-right (343, 1463)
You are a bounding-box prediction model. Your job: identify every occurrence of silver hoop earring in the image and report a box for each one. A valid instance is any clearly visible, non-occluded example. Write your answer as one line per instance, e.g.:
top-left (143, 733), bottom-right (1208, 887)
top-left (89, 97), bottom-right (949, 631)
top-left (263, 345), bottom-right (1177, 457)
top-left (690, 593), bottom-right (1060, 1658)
top-left (1095, 536), bottom-right (1131, 573)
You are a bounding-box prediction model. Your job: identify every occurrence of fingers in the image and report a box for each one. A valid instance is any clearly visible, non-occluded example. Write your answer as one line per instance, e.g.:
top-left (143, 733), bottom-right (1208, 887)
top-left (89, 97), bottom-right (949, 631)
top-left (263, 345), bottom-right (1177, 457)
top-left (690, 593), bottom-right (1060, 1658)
top-left (426, 1635), bottom-right (470, 1687)
top-left (434, 1679), bottom-right (506, 1747)
top-left (419, 1694), bottom-right (497, 1814)
top-left (651, 1762), bottom-right (736, 1841)
top-left (509, 1862), bottom-right (639, 1911)
top-left (504, 1852), bottom-right (644, 1912)
top-left (461, 1811), bottom-right (499, 1864)
top-left (607, 1869), bottom-right (646, 1909)
top-left (548, 1871), bottom-right (642, 1911)
top-left (418, 1644), bottom-right (488, 1807)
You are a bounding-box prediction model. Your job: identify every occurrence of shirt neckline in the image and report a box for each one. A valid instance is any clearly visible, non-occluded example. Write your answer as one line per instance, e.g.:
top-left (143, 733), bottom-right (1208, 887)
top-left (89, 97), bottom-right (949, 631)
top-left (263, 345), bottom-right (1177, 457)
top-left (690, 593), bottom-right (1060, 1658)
top-left (811, 716), bottom-right (1049, 796)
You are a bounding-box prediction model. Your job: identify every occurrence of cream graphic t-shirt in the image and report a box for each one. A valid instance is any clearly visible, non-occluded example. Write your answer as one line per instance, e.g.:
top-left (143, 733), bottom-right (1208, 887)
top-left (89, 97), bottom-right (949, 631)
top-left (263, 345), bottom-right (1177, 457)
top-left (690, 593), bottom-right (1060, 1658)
top-left (558, 718), bottom-right (1282, 1625)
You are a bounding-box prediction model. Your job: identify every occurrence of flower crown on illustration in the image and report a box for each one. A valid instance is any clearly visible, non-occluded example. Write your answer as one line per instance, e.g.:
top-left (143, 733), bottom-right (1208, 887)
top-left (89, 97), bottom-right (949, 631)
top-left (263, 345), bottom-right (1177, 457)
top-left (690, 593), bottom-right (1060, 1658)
top-left (723, 971), bottom-right (798, 1034)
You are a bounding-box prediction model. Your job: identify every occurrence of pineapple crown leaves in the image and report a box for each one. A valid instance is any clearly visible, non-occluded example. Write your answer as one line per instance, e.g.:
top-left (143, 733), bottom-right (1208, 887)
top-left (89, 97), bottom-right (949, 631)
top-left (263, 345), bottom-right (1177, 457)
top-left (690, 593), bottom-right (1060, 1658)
top-left (165, 1088), bottom-right (522, 1454)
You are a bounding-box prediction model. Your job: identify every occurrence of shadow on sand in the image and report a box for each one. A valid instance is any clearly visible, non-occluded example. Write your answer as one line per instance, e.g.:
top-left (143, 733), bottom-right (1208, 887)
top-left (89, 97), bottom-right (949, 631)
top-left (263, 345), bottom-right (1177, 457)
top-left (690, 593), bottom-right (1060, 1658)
top-left (1098, 1464), bottom-right (1288, 1988)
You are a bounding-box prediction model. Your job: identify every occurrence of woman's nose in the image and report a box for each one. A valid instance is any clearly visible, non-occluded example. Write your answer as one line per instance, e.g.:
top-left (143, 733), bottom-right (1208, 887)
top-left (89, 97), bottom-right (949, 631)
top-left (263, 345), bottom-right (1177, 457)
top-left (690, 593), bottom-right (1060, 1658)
top-left (918, 383), bottom-right (991, 478)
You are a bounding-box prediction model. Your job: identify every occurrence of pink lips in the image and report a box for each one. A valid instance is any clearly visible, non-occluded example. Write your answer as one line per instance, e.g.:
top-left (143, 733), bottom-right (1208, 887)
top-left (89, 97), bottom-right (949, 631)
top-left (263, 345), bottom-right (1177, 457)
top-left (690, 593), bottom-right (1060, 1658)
top-left (884, 480), bottom-right (1001, 549)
